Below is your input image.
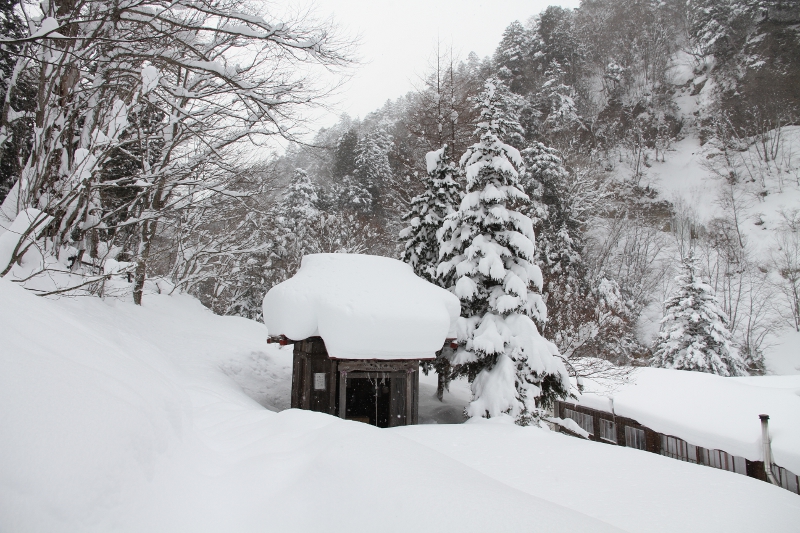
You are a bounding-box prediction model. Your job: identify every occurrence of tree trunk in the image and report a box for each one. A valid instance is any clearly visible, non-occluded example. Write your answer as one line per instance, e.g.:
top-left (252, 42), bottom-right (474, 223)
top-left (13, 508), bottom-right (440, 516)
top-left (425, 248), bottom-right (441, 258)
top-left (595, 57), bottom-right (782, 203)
top-left (435, 355), bottom-right (451, 402)
top-left (133, 218), bottom-right (158, 305)
top-left (437, 370), bottom-right (446, 402)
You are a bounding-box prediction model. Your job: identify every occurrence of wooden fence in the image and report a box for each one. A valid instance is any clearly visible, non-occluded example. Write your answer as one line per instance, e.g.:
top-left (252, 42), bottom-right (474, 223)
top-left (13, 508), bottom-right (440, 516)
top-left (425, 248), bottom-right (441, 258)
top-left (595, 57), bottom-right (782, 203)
top-left (554, 400), bottom-right (799, 495)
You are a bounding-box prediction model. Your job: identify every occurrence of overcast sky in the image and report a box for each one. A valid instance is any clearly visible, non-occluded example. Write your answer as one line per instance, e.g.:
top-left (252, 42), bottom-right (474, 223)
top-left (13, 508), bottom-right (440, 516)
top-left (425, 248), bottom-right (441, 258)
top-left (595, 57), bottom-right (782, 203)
top-left (308, 0), bottom-right (580, 127)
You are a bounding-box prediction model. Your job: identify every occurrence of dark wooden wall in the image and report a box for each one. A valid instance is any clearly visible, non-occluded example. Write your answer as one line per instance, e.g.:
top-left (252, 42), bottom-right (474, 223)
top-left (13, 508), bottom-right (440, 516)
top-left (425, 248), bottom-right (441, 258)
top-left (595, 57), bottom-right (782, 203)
top-left (291, 337), bottom-right (421, 426)
top-left (292, 337), bottom-right (338, 415)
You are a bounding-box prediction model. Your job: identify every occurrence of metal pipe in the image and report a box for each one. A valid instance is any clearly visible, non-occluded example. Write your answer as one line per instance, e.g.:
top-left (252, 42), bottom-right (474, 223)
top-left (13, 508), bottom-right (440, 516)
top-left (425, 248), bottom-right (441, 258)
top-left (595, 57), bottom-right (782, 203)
top-left (760, 414), bottom-right (780, 485)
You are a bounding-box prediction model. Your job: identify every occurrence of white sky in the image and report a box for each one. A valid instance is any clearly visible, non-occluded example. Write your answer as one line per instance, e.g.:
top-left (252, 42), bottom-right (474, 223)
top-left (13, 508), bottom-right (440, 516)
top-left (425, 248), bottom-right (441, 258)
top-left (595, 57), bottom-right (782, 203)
top-left (307, 0), bottom-right (581, 127)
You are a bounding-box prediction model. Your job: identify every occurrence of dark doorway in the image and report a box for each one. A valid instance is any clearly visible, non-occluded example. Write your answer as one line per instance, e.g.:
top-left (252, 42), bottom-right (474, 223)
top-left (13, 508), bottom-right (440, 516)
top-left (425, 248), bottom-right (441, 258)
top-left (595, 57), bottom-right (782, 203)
top-left (344, 372), bottom-right (406, 428)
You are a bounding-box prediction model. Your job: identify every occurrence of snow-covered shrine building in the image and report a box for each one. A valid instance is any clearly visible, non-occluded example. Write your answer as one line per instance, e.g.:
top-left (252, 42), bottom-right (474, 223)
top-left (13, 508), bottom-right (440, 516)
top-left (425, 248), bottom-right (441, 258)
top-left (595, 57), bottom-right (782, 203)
top-left (263, 254), bottom-right (460, 427)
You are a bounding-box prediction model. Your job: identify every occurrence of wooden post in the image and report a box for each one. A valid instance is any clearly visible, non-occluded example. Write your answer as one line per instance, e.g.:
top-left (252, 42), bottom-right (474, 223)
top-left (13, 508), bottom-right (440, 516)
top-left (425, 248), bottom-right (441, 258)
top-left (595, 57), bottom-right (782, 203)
top-left (338, 371), bottom-right (347, 419)
top-left (290, 351), bottom-right (302, 409)
top-left (406, 368), bottom-right (413, 425)
top-left (301, 356), bottom-right (311, 410)
top-left (413, 367), bottom-right (419, 424)
top-left (328, 359), bottom-right (338, 415)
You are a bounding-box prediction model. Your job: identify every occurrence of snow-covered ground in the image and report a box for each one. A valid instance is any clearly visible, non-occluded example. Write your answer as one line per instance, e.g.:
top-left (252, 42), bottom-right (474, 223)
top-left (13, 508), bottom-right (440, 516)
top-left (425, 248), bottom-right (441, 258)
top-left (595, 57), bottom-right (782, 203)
top-left (2, 281), bottom-right (799, 532)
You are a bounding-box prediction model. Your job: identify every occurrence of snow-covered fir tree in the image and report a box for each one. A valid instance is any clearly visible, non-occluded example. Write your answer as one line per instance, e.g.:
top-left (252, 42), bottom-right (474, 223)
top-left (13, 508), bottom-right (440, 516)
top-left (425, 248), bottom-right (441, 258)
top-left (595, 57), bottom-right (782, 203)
top-left (354, 128), bottom-right (393, 212)
top-left (438, 78), bottom-right (569, 424)
top-left (521, 143), bottom-right (589, 339)
top-left (399, 144), bottom-right (461, 284)
top-left (283, 168), bottom-right (319, 218)
top-left (652, 255), bottom-right (746, 376)
top-left (538, 62), bottom-right (580, 137)
top-left (494, 20), bottom-right (535, 94)
top-left (400, 144), bottom-right (462, 401)
top-left (333, 174), bottom-right (373, 213)
top-left (269, 168), bottom-right (321, 286)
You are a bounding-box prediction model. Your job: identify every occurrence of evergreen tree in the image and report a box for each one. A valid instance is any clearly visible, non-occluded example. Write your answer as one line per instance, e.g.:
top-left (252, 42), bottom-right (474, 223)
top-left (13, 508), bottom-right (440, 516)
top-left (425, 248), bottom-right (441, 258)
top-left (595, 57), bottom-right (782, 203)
top-left (399, 144), bottom-right (461, 284)
top-left (333, 174), bottom-right (373, 213)
top-left (652, 255), bottom-right (746, 376)
top-left (332, 128), bottom-right (359, 180)
top-left (538, 62), bottom-right (580, 138)
top-left (284, 168), bottom-right (319, 218)
top-left (494, 20), bottom-right (536, 95)
top-left (522, 142), bottom-right (639, 366)
top-left (522, 143), bottom-right (587, 328)
top-left (400, 144), bottom-right (462, 402)
top-left (0, 0), bottom-right (31, 202)
top-left (438, 79), bottom-right (569, 424)
top-left (354, 127), bottom-right (393, 212)
top-left (269, 169), bottom-right (321, 289)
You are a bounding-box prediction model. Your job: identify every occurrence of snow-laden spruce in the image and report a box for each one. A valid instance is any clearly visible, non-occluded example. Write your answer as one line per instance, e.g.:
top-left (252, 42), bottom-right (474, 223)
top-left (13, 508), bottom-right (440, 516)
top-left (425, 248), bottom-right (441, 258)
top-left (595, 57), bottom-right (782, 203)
top-left (437, 78), bottom-right (569, 424)
top-left (400, 144), bottom-right (461, 284)
top-left (270, 168), bottom-right (321, 275)
top-left (651, 255), bottom-right (746, 376)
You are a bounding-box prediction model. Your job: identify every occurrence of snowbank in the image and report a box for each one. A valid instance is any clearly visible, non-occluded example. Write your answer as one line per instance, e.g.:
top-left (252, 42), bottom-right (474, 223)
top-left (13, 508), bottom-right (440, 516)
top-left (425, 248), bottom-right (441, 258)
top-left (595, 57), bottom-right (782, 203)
top-left (2, 280), bottom-right (798, 532)
top-left (0, 278), bottom-right (616, 532)
top-left (0, 208), bottom-right (52, 271)
top-left (574, 368), bottom-right (800, 473)
top-left (397, 420), bottom-right (800, 533)
top-left (263, 253), bottom-right (460, 360)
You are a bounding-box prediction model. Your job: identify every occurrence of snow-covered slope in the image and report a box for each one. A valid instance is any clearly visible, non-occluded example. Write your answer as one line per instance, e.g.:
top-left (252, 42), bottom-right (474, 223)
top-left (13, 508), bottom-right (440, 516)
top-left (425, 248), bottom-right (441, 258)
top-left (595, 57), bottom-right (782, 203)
top-left (624, 69), bottom-right (800, 374)
top-left (648, 127), bottom-right (800, 253)
top-left (1, 281), bottom-right (798, 532)
top-left (398, 420), bottom-right (800, 533)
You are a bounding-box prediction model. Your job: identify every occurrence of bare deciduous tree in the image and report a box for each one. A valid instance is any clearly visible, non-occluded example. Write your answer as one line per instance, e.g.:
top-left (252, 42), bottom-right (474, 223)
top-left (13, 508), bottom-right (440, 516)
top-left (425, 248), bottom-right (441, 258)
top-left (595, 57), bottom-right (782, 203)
top-left (0, 0), bottom-right (352, 303)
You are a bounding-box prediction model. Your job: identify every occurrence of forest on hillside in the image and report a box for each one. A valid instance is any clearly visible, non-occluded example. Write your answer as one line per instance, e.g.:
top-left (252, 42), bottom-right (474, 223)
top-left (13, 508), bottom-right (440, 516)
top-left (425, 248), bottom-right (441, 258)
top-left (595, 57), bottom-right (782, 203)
top-left (228, 0), bottom-right (800, 380)
top-left (1, 0), bottom-right (799, 388)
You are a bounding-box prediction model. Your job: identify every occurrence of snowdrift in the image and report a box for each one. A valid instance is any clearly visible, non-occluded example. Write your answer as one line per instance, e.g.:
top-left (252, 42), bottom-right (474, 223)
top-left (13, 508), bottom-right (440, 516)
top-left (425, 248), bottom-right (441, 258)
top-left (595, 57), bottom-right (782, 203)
top-left (0, 279), bottom-right (606, 532)
top-left (1, 280), bottom-right (798, 532)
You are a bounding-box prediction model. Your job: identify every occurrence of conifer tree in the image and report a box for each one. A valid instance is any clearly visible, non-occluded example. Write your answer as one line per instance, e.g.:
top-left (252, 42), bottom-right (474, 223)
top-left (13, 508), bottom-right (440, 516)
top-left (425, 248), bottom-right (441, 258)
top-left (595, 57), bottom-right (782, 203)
top-left (354, 128), bottom-right (393, 212)
top-left (400, 144), bottom-right (461, 284)
top-left (333, 174), bottom-right (373, 213)
top-left (494, 20), bottom-right (535, 94)
top-left (284, 168), bottom-right (319, 218)
top-left (270, 169), bottom-right (321, 285)
top-left (332, 128), bottom-right (359, 180)
top-left (438, 79), bottom-right (569, 424)
top-left (522, 143), bottom-right (588, 332)
top-left (400, 144), bottom-right (462, 401)
top-left (652, 255), bottom-right (746, 376)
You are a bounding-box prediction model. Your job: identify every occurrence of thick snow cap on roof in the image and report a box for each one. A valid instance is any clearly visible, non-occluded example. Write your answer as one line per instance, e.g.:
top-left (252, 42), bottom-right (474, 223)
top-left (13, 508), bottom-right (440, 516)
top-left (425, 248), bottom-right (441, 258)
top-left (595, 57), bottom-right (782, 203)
top-left (574, 368), bottom-right (800, 474)
top-left (263, 254), bottom-right (460, 360)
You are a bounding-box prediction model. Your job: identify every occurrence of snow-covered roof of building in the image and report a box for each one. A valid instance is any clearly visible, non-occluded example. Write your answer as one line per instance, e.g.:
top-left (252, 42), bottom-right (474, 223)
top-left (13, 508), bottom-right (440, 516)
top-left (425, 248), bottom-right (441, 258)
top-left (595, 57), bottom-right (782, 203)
top-left (572, 368), bottom-right (800, 474)
top-left (262, 254), bottom-right (460, 361)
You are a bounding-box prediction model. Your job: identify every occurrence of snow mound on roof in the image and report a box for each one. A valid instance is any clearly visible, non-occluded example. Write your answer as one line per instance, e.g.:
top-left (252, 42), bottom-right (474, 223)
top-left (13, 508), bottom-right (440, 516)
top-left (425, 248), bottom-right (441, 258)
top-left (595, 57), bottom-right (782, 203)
top-left (262, 254), bottom-right (460, 360)
top-left (576, 368), bottom-right (800, 474)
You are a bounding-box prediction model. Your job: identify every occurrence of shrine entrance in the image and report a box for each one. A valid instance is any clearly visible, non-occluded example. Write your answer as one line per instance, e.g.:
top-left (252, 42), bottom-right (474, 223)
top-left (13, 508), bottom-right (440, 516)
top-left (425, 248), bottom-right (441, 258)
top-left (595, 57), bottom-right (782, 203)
top-left (288, 337), bottom-right (422, 426)
top-left (343, 372), bottom-right (407, 428)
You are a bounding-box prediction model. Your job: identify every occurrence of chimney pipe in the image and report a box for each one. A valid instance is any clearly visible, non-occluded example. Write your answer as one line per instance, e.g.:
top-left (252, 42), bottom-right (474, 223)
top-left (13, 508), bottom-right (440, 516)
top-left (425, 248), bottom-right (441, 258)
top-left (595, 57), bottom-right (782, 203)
top-left (759, 414), bottom-right (780, 486)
